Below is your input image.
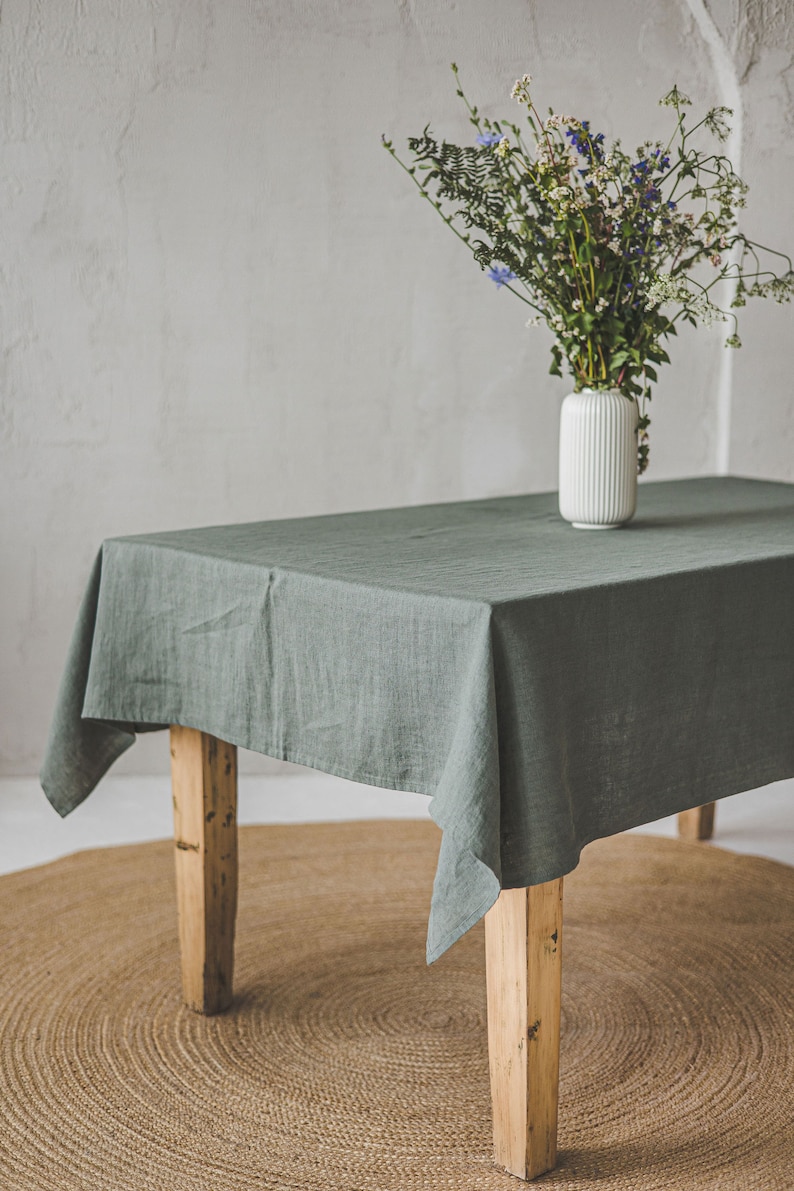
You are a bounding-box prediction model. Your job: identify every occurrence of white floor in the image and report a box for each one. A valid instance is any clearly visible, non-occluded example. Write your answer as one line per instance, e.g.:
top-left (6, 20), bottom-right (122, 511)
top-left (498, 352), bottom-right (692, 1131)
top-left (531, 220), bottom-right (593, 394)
top-left (1, 769), bottom-right (793, 876)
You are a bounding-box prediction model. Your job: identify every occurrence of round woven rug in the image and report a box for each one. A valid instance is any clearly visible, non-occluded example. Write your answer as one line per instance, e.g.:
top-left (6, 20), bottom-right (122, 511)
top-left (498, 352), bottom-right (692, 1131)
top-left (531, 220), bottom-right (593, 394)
top-left (1, 822), bottom-right (792, 1190)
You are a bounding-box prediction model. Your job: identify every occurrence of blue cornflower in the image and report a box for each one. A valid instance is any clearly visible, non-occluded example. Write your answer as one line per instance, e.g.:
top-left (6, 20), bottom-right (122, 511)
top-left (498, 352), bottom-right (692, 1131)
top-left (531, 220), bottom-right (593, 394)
top-left (667, 200), bottom-right (677, 210)
top-left (488, 265), bottom-right (516, 289)
top-left (476, 131), bottom-right (503, 147)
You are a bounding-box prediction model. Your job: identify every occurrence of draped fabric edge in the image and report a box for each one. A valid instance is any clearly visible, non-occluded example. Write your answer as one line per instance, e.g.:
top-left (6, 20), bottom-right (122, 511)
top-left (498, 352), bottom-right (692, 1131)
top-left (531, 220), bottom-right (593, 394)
top-left (38, 549), bottom-right (511, 963)
top-left (40, 547), bottom-right (138, 817)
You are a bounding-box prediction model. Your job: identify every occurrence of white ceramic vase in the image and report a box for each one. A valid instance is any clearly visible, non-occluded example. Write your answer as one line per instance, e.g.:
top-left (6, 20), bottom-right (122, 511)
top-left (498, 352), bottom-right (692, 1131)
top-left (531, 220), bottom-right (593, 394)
top-left (558, 388), bottom-right (639, 529)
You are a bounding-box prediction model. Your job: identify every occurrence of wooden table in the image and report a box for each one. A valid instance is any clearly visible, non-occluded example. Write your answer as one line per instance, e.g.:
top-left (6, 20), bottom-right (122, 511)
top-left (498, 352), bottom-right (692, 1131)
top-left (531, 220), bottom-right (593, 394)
top-left (168, 722), bottom-right (714, 1181)
top-left (43, 479), bottom-right (793, 1182)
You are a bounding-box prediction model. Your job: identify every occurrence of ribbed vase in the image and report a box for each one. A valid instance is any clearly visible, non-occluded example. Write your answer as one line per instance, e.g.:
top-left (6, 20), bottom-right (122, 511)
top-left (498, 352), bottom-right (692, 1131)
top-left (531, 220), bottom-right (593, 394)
top-left (558, 388), bottom-right (639, 529)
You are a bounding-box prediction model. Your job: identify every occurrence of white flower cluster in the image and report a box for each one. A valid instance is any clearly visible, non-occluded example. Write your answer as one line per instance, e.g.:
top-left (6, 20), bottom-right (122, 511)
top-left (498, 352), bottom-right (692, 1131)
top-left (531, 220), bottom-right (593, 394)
top-left (534, 142), bottom-right (554, 171)
top-left (495, 136), bottom-right (510, 158)
top-left (746, 273), bottom-right (794, 302)
top-left (644, 273), bottom-right (692, 308)
top-left (583, 164), bottom-right (612, 193)
top-left (542, 310), bottom-right (589, 362)
top-left (645, 273), bottom-right (727, 326)
top-left (689, 291), bottom-right (728, 326)
top-left (511, 74), bottom-right (532, 102)
top-left (544, 114), bottom-right (580, 130)
top-left (548, 182), bottom-right (587, 214)
top-left (535, 142), bottom-right (578, 172)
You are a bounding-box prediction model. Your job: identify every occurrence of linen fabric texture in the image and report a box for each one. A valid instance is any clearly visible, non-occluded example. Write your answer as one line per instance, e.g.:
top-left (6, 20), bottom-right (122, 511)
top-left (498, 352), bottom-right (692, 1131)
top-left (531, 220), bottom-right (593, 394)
top-left (41, 478), bottom-right (794, 962)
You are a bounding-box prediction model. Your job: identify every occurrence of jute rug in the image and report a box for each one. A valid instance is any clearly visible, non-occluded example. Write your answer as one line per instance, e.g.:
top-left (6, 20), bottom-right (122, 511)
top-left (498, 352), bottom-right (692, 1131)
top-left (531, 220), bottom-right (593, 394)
top-left (1, 822), bottom-right (792, 1190)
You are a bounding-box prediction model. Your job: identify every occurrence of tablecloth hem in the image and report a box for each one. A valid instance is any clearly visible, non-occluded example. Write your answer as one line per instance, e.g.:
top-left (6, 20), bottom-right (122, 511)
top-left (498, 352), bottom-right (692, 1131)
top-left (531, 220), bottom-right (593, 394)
top-left (425, 885), bottom-right (501, 965)
top-left (40, 729), bottom-right (136, 818)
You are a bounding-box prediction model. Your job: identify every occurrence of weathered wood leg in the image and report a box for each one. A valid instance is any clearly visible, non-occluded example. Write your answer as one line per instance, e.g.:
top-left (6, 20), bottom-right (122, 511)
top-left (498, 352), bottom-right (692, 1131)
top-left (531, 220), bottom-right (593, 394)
top-left (678, 802), bottom-right (716, 841)
top-left (484, 878), bottom-right (564, 1182)
top-left (170, 725), bottom-right (238, 1014)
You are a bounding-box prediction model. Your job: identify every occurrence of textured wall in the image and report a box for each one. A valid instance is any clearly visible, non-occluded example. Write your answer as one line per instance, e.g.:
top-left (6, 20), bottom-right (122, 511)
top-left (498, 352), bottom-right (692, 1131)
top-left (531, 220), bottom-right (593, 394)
top-left (2, 0), bottom-right (792, 775)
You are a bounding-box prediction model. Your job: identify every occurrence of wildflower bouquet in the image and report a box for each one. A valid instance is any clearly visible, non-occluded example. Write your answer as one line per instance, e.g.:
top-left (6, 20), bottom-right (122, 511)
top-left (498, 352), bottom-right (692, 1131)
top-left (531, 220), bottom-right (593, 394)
top-left (383, 66), bottom-right (794, 472)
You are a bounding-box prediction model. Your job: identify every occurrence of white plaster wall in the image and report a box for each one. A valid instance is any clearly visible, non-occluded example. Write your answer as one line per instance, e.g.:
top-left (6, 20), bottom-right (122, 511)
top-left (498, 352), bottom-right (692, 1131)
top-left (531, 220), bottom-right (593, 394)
top-left (2, 0), bottom-right (792, 776)
top-left (722, 0), bottom-right (794, 474)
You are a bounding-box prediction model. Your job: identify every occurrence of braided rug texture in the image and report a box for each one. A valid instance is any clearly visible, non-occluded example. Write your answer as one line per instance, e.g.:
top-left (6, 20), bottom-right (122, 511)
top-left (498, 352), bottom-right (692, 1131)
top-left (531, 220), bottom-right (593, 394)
top-left (0, 821), bottom-right (792, 1190)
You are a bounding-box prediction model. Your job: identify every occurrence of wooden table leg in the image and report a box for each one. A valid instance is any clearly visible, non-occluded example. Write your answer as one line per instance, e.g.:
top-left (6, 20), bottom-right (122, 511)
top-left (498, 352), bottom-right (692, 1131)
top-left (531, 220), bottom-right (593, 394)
top-left (484, 878), bottom-right (563, 1181)
top-left (678, 802), bottom-right (716, 841)
top-left (170, 725), bottom-right (238, 1014)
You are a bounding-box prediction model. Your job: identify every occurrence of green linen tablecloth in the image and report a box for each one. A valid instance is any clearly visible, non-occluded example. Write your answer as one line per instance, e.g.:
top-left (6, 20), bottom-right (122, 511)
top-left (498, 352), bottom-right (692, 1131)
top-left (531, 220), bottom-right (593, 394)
top-left (41, 477), bottom-right (794, 961)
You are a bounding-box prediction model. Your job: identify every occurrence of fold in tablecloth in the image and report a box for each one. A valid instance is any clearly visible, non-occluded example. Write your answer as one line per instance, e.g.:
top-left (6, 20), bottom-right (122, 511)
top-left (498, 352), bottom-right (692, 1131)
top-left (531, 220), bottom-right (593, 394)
top-left (41, 478), bottom-right (794, 961)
